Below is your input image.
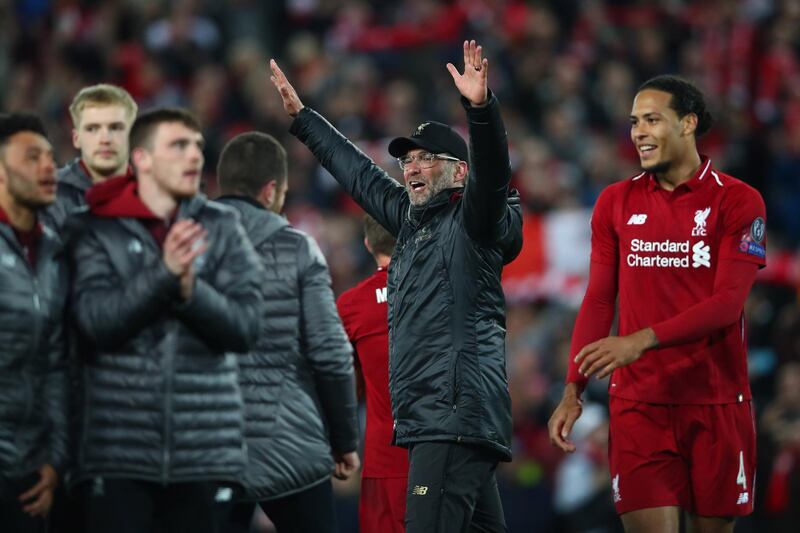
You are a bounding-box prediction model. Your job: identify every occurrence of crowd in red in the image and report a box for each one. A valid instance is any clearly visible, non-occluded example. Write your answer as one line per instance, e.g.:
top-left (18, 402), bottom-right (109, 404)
top-left (3, 0), bottom-right (800, 531)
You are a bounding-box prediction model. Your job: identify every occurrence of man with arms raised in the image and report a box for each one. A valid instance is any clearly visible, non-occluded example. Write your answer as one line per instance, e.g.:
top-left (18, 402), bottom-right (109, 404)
top-left (549, 76), bottom-right (766, 533)
top-left (271, 40), bottom-right (522, 532)
top-left (69, 108), bottom-right (264, 533)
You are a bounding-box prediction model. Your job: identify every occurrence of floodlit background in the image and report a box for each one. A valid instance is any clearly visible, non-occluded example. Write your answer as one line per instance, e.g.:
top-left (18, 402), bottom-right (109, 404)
top-left (3, 0), bottom-right (800, 531)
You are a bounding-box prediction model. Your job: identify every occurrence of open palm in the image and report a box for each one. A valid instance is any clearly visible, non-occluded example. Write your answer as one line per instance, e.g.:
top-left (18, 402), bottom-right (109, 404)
top-left (269, 59), bottom-right (304, 117)
top-left (446, 40), bottom-right (489, 106)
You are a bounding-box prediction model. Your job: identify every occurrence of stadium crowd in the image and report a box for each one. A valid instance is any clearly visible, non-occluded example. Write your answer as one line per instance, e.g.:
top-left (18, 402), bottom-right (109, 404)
top-left (2, 0), bottom-right (800, 531)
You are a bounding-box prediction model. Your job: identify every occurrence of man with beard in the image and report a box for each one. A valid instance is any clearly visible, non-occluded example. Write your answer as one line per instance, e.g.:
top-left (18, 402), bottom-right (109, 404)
top-left (68, 108), bottom-right (264, 533)
top-left (548, 76), bottom-right (766, 533)
top-left (42, 84), bottom-right (137, 231)
top-left (270, 40), bottom-right (522, 533)
top-left (0, 113), bottom-right (68, 532)
top-left (215, 131), bottom-right (359, 533)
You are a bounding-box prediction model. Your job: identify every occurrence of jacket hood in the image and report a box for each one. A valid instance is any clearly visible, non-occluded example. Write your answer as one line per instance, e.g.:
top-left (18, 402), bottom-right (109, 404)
top-left (85, 175), bottom-right (160, 219)
top-left (216, 196), bottom-right (288, 246)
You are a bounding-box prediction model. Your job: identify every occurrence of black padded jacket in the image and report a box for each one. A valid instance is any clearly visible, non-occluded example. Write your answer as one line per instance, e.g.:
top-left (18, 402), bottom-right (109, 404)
top-left (290, 93), bottom-right (522, 460)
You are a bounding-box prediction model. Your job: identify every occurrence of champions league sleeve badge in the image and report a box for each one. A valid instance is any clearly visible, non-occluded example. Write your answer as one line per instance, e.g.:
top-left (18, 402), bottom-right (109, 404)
top-left (750, 217), bottom-right (765, 244)
top-left (738, 217), bottom-right (766, 258)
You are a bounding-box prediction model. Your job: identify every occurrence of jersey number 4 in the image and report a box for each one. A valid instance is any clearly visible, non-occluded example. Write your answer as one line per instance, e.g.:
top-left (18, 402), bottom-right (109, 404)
top-left (737, 451), bottom-right (747, 490)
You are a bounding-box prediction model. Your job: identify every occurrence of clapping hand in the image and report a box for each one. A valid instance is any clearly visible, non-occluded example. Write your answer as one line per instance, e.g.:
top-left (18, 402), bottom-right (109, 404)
top-left (163, 219), bottom-right (208, 301)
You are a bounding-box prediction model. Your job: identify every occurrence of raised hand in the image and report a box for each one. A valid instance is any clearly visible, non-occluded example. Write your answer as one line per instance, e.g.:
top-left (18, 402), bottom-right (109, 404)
top-left (446, 40), bottom-right (489, 107)
top-left (269, 59), bottom-right (305, 117)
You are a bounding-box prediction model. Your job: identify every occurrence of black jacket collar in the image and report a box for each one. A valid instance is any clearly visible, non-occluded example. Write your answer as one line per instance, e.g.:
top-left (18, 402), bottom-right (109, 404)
top-left (408, 187), bottom-right (462, 226)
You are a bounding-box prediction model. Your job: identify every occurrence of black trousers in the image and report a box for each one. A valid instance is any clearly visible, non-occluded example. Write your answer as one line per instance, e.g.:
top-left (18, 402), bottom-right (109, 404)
top-left (405, 442), bottom-right (507, 533)
top-left (0, 471), bottom-right (47, 533)
top-left (50, 483), bottom-right (85, 533)
top-left (220, 479), bottom-right (338, 533)
top-left (82, 477), bottom-right (219, 533)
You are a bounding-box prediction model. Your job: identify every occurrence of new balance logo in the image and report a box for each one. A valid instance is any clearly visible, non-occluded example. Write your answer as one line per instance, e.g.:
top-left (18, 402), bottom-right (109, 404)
top-left (692, 240), bottom-right (711, 268)
top-left (127, 239), bottom-right (143, 254)
top-left (214, 487), bottom-right (233, 502)
top-left (627, 214), bottom-right (647, 225)
top-left (612, 474), bottom-right (621, 503)
top-left (375, 287), bottom-right (387, 304)
top-left (0, 254), bottom-right (15, 268)
top-left (737, 492), bottom-right (749, 505)
top-left (411, 485), bottom-right (429, 496)
top-left (91, 477), bottom-right (104, 497)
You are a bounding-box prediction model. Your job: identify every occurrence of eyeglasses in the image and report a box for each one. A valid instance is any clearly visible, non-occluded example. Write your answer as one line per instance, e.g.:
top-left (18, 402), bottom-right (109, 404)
top-left (397, 152), bottom-right (461, 171)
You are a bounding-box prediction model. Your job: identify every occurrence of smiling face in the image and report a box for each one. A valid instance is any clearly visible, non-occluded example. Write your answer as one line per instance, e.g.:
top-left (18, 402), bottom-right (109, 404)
top-left (72, 104), bottom-right (133, 180)
top-left (134, 121), bottom-right (204, 200)
top-left (0, 131), bottom-right (57, 208)
top-left (630, 89), bottom-right (697, 174)
top-left (402, 148), bottom-right (466, 206)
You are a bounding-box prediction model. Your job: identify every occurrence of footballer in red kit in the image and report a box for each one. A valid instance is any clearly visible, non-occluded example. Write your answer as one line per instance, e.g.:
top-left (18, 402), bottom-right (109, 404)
top-left (549, 76), bottom-right (766, 533)
top-left (337, 216), bottom-right (408, 533)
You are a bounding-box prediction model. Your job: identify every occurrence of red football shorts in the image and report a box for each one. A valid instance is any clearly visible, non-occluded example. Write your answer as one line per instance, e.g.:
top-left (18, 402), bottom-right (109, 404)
top-left (359, 477), bottom-right (408, 533)
top-left (608, 396), bottom-right (756, 517)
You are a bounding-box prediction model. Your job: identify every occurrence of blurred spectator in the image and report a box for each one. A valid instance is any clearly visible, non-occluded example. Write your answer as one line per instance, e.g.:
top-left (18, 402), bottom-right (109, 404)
top-left (759, 362), bottom-right (800, 532)
top-left (553, 403), bottom-right (621, 533)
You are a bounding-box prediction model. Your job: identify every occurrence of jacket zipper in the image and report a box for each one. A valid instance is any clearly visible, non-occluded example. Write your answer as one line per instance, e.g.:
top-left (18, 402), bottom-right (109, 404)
top-left (162, 325), bottom-right (177, 485)
top-left (388, 238), bottom-right (405, 435)
top-left (22, 267), bottom-right (43, 424)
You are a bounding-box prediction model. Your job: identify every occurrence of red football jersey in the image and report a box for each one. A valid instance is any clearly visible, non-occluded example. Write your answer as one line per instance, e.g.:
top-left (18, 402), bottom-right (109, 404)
top-left (588, 158), bottom-right (766, 404)
top-left (337, 268), bottom-right (410, 478)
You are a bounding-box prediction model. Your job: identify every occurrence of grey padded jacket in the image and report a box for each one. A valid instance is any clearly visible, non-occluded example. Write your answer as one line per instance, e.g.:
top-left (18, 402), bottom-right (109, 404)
top-left (0, 222), bottom-right (68, 484)
top-left (218, 196), bottom-right (358, 501)
top-left (68, 193), bottom-right (265, 486)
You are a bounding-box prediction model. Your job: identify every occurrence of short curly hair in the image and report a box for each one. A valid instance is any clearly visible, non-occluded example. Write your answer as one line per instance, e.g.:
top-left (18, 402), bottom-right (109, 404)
top-left (0, 112), bottom-right (48, 151)
top-left (638, 75), bottom-right (714, 137)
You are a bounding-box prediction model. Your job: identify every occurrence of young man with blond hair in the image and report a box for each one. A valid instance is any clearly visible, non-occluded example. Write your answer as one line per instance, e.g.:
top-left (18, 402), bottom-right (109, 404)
top-left (43, 84), bottom-right (138, 532)
top-left (42, 84), bottom-right (137, 231)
